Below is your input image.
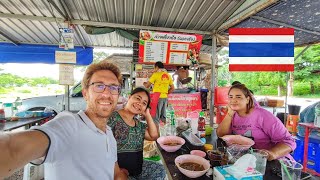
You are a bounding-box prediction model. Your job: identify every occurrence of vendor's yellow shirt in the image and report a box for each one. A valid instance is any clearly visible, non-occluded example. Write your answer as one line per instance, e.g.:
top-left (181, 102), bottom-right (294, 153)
top-left (149, 71), bottom-right (173, 98)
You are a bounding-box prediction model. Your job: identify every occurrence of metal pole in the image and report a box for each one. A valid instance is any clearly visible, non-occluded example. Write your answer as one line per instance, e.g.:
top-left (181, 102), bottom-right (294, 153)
top-left (64, 85), bottom-right (70, 111)
top-left (210, 35), bottom-right (217, 127)
top-left (284, 72), bottom-right (289, 125)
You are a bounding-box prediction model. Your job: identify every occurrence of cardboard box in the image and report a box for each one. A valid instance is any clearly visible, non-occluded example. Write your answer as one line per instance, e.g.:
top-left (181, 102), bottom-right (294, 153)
top-left (267, 99), bottom-right (284, 107)
top-left (213, 165), bottom-right (263, 180)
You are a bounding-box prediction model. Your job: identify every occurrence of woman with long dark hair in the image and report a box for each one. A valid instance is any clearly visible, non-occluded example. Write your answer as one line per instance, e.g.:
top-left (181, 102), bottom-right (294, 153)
top-left (108, 87), bottom-right (165, 179)
top-left (217, 84), bottom-right (296, 161)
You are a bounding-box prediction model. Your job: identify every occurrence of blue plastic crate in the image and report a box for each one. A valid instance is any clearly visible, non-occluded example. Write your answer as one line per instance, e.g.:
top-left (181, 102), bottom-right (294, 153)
top-left (307, 156), bottom-right (320, 173)
top-left (292, 136), bottom-right (304, 163)
top-left (293, 136), bottom-right (320, 173)
top-left (308, 142), bottom-right (317, 158)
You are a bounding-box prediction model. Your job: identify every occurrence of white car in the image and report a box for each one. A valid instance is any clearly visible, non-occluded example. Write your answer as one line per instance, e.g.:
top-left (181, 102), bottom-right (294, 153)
top-left (19, 82), bottom-right (127, 115)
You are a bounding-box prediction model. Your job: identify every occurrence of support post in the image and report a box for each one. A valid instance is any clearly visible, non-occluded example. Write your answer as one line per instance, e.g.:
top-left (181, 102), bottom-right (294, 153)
top-left (210, 34), bottom-right (217, 127)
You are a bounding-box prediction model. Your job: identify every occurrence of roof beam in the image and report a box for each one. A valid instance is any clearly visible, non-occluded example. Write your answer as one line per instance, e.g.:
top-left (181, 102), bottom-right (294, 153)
top-left (0, 13), bottom-right (212, 35)
top-left (0, 13), bottom-right (65, 23)
top-left (0, 30), bottom-right (18, 45)
top-left (71, 20), bottom-right (212, 35)
top-left (212, 0), bottom-right (247, 30)
top-left (251, 15), bottom-right (320, 36)
top-left (47, 0), bottom-right (67, 19)
top-left (217, 0), bottom-right (278, 32)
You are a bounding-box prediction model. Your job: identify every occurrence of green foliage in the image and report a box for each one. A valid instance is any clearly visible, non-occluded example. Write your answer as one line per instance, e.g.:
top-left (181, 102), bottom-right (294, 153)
top-left (294, 44), bottom-right (320, 82)
top-left (27, 77), bottom-right (58, 87)
top-left (293, 82), bottom-right (320, 96)
top-left (17, 89), bottom-right (31, 93)
top-left (255, 86), bottom-right (278, 95)
top-left (0, 73), bottom-right (58, 87)
top-left (0, 87), bottom-right (10, 93)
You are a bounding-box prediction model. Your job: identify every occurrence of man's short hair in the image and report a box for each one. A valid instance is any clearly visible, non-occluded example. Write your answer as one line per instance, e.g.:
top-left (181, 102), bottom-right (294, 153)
top-left (82, 60), bottom-right (122, 89)
top-left (155, 61), bottom-right (164, 68)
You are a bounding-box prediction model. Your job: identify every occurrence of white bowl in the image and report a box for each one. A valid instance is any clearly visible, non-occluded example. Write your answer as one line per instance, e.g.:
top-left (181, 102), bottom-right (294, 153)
top-left (175, 154), bottom-right (210, 178)
top-left (157, 136), bottom-right (185, 152)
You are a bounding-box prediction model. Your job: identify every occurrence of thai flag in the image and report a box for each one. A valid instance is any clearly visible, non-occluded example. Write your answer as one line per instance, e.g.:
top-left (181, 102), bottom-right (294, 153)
top-left (229, 28), bottom-right (294, 71)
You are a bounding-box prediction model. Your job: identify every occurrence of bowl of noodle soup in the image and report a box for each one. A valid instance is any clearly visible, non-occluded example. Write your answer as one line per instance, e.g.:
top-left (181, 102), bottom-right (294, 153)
top-left (175, 154), bottom-right (210, 178)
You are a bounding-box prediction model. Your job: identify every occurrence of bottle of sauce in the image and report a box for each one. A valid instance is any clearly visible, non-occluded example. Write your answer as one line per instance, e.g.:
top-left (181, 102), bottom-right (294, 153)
top-left (197, 111), bottom-right (205, 138)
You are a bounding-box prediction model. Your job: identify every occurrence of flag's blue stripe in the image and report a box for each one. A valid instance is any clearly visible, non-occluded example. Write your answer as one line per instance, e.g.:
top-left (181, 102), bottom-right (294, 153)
top-left (229, 43), bottom-right (294, 57)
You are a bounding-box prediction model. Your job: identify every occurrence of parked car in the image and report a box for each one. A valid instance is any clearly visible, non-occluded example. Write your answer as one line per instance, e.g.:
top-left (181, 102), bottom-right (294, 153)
top-left (19, 82), bottom-right (127, 115)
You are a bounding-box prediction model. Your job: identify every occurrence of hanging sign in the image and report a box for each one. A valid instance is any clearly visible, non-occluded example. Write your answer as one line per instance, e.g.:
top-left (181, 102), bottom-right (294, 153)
top-left (59, 28), bottom-right (74, 49)
top-left (55, 51), bottom-right (76, 64)
top-left (59, 64), bottom-right (74, 85)
top-left (138, 30), bottom-right (202, 65)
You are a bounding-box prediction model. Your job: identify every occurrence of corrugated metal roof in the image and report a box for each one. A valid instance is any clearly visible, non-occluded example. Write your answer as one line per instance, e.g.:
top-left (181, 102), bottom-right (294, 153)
top-left (0, 0), bottom-right (318, 50)
top-left (232, 0), bottom-right (320, 46)
top-left (0, 0), bottom-right (246, 49)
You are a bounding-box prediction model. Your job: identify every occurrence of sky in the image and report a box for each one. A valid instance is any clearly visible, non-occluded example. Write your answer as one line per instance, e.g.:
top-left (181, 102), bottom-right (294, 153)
top-left (0, 48), bottom-right (132, 82)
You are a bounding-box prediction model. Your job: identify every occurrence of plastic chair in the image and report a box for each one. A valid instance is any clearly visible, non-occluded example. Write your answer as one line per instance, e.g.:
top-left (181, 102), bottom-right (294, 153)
top-left (214, 87), bottom-right (230, 124)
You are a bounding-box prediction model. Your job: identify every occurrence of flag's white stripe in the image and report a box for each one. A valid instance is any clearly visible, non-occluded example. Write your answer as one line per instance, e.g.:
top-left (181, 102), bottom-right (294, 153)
top-left (229, 57), bottom-right (294, 64)
top-left (229, 35), bottom-right (294, 43)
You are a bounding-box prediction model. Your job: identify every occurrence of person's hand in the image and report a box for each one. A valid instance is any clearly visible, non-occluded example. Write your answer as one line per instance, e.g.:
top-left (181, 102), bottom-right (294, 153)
top-left (120, 168), bottom-right (129, 176)
top-left (227, 105), bottom-right (235, 117)
top-left (141, 107), bottom-right (151, 117)
top-left (263, 149), bottom-right (277, 161)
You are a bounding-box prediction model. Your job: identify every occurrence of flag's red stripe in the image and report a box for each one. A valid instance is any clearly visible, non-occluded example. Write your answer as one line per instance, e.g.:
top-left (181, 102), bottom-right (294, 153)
top-left (229, 28), bottom-right (294, 35)
top-left (229, 64), bottom-right (294, 72)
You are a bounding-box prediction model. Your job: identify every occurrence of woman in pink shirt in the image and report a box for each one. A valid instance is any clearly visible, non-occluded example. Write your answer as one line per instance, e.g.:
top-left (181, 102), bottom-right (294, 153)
top-left (217, 84), bottom-right (296, 161)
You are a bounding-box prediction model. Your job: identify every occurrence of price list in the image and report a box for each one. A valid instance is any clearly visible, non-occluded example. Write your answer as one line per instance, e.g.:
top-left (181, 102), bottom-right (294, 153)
top-left (169, 52), bottom-right (188, 64)
top-left (170, 43), bottom-right (189, 51)
top-left (144, 41), bottom-right (168, 63)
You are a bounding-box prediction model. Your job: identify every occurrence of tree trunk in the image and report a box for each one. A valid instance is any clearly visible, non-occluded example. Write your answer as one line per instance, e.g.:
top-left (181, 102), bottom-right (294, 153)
top-left (288, 72), bottom-right (294, 96)
top-left (278, 85), bottom-right (281, 97)
top-left (310, 81), bottom-right (315, 94)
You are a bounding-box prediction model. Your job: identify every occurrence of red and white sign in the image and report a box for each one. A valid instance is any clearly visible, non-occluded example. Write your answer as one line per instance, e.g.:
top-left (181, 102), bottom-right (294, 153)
top-left (168, 93), bottom-right (202, 118)
top-left (139, 30), bottom-right (202, 65)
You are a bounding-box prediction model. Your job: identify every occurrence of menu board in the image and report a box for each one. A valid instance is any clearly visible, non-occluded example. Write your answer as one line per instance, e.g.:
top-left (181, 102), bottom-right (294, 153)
top-left (144, 41), bottom-right (168, 63)
top-left (139, 30), bottom-right (203, 65)
top-left (169, 52), bottom-right (188, 64)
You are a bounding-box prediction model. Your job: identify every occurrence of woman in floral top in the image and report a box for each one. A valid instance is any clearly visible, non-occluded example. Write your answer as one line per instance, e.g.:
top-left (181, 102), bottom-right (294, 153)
top-left (108, 87), bottom-right (166, 180)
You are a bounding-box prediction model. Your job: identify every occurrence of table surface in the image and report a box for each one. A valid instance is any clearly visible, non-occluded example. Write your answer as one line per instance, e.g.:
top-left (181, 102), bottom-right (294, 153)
top-left (299, 122), bottom-right (320, 129)
top-left (157, 131), bottom-right (312, 180)
top-left (0, 116), bottom-right (50, 131)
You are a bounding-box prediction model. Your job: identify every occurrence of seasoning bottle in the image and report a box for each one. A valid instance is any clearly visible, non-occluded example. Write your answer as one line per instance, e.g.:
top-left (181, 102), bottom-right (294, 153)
top-left (197, 111), bottom-right (205, 138)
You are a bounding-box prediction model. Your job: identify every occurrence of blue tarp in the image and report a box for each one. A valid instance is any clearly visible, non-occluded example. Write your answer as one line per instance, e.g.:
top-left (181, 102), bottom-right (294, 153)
top-left (0, 43), bottom-right (93, 65)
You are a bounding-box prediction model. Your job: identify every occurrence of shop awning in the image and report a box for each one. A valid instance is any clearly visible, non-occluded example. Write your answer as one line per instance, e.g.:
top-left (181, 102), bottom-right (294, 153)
top-left (0, 43), bottom-right (93, 65)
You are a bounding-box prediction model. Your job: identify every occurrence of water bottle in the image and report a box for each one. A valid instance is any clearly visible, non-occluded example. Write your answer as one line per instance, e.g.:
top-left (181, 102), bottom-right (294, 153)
top-left (166, 104), bottom-right (174, 124)
top-left (314, 103), bottom-right (320, 127)
top-left (166, 104), bottom-right (176, 136)
top-left (3, 103), bottom-right (13, 118)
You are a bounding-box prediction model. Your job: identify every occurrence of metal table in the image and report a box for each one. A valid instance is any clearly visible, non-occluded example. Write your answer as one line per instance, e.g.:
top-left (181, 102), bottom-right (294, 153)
top-left (157, 130), bottom-right (312, 180)
top-left (0, 116), bottom-right (51, 131)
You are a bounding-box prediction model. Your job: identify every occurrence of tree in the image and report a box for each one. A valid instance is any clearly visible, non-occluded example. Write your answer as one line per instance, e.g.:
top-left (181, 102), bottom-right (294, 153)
top-left (294, 44), bottom-right (320, 94)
